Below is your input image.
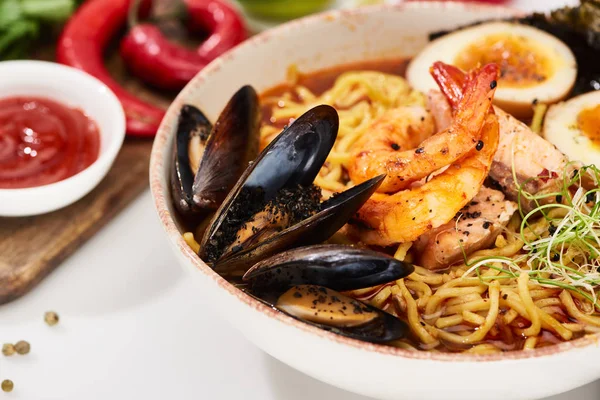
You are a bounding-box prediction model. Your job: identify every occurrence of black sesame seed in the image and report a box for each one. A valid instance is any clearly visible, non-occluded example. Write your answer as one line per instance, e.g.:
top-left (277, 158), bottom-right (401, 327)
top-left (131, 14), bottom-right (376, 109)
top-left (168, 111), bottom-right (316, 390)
top-left (483, 221), bottom-right (491, 229)
top-left (586, 192), bottom-right (595, 203)
top-left (476, 141), bottom-right (484, 151)
top-left (490, 80), bottom-right (497, 89)
top-left (556, 195), bottom-right (563, 203)
top-left (391, 143), bottom-right (400, 150)
top-left (415, 147), bottom-right (424, 154)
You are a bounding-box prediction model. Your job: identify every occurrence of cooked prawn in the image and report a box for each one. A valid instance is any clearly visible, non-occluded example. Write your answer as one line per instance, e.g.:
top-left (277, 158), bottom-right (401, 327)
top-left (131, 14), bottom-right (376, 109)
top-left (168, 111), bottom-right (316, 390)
top-left (431, 62), bottom-right (569, 211)
top-left (350, 111), bottom-right (500, 245)
top-left (348, 63), bottom-right (498, 193)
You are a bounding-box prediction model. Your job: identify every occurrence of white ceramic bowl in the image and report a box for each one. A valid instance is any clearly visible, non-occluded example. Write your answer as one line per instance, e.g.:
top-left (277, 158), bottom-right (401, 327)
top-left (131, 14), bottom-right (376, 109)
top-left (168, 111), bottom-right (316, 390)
top-left (0, 60), bottom-right (126, 217)
top-left (150, 3), bottom-right (600, 400)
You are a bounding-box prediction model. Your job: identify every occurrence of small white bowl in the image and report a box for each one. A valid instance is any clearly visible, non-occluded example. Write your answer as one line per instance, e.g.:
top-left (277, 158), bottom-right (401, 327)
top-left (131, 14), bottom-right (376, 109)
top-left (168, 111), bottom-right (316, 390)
top-left (0, 60), bottom-right (126, 217)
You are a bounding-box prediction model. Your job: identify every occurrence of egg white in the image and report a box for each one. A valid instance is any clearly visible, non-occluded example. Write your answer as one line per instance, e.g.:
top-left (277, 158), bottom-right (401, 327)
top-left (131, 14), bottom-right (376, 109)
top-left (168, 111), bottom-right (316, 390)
top-left (544, 91), bottom-right (600, 166)
top-left (407, 22), bottom-right (577, 118)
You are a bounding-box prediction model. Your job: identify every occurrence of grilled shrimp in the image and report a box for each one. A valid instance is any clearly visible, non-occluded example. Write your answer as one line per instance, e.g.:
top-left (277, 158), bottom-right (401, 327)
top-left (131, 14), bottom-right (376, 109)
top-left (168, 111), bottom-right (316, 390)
top-left (431, 62), bottom-right (569, 211)
top-left (350, 111), bottom-right (500, 245)
top-left (348, 63), bottom-right (498, 193)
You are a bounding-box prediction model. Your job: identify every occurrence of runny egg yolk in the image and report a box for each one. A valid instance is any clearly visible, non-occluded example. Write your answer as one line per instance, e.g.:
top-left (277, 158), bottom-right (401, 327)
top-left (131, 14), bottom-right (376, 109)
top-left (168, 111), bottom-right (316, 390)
top-left (454, 34), bottom-right (554, 88)
top-left (577, 104), bottom-right (600, 147)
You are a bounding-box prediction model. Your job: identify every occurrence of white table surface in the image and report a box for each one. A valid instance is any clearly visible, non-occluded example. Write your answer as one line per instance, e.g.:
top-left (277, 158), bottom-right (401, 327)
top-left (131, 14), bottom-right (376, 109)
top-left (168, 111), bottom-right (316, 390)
top-left (1, 0), bottom-right (594, 398)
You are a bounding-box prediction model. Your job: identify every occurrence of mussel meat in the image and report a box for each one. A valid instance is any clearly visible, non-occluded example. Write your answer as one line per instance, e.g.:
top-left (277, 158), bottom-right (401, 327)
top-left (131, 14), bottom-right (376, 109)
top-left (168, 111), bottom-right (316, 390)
top-left (242, 244), bottom-right (413, 343)
top-left (277, 285), bottom-right (407, 343)
top-left (171, 85), bottom-right (260, 218)
top-left (198, 105), bottom-right (385, 276)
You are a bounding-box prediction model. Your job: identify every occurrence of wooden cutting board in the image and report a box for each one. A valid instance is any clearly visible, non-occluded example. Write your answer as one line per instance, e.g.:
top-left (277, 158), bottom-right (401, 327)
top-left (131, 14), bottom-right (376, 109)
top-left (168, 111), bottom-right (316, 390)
top-left (0, 39), bottom-right (177, 305)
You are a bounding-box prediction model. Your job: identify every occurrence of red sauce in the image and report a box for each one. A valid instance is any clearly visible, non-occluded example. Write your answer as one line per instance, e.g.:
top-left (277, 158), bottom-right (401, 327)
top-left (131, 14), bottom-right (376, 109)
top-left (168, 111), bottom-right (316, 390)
top-left (0, 97), bottom-right (100, 189)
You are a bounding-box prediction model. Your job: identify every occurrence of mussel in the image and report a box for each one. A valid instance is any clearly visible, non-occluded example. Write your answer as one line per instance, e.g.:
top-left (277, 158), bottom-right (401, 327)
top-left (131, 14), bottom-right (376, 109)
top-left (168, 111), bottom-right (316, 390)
top-left (171, 85), bottom-right (260, 219)
top-left (244, 244), bottom-right (415, 295)
top-left (243, 245), bottom-right (413, 343)
top-left (197, 105), bottom-right (385, 276)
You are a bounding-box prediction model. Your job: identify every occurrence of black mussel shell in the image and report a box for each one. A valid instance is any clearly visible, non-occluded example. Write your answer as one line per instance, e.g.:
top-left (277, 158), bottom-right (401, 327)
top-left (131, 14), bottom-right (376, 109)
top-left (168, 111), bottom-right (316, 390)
top-left (171, 105), bottom-right (212, 217)
top-left (199, 105), bottom-right (340, 273)
top-left (193, 85), bottom-right (260, 210)
top-left (243, 244), bottom-right (414, 295)
top-left (171, 86), bottom-right (260, 219)
top-left (211, 175), bottom-right (384, 277)
top-left (276, 285), bottom-right (408, 343)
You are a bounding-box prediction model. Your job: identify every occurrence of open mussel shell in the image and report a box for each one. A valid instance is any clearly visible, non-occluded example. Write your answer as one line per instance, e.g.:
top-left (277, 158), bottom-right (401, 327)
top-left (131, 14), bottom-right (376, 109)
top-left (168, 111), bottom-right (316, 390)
top-left (193, 86), bottom-right (260, 210)
top-left (171, 104), bottom-right (212, 217)
top-left (199, 105), bottom-right (341, 274)
top-left (276, 285), bottom-right (408, 343)
top-left (243, 244), bottom-right (414, 295)
top-left (212, 174), bottom-right (384, 277)
top-left (171, 85), bottom-right (260, 218)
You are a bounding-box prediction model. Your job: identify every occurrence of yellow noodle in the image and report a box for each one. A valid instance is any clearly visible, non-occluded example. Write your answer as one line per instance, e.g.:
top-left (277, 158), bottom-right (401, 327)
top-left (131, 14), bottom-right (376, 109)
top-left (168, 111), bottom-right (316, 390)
top-left (183, 232), bottom-right (200, 254)
top-left (517, 273), bottom-right (541, 337)
top-left (462, 310), bottom-right (487, 326)
top-left (563, 323), bottom-right (585, 332)
top-left (465, 344), bottom-right (502, 354)
top-left (530, 289), bottom-right (560, 300)
top-left (409, 267), bottom-right (445, 286)
top-left (524, 337), bottom-right (538, 350)
top-left (503, 309), bottom-right (519, 325)
top-left (404, 280), bottom-right (432, 297)
top-left (444, 299), bottom-right (491, 316)
top-left (435, 314), bottom-right (464, 329)
top-left (397, 280), bottom-right (437, 345)
top-left (560, 290), bottom-right (600, 327)
top-left (425, 286), bottom-right (487, 316)
top-left (370, 286), bottom-right (392, 308)
top-left (534, 298), bottom-right (562, 308)
top-left (435, 282), bottom-right (500, 344)
top-left (501, 293), bottom-right (573, 340)
top-left (394, 242), bottom-right (413, 262)
top-left (445, 293), bottom-right (482, 307)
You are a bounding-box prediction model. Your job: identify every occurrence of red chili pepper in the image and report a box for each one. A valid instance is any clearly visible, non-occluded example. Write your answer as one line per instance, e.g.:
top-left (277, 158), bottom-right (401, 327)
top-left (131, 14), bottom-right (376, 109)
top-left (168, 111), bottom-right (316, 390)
top-left (120, 0), bottom-right (247, 91)
top-left (57, 0), bottom-right (165, 138)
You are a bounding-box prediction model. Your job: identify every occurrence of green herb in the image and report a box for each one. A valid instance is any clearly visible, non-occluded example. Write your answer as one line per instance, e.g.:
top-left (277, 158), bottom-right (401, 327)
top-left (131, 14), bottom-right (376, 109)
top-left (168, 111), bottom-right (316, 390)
top-left (0, 0), bottom-right (79, 60)
top-left (464, 164), bottom-right (600, 308)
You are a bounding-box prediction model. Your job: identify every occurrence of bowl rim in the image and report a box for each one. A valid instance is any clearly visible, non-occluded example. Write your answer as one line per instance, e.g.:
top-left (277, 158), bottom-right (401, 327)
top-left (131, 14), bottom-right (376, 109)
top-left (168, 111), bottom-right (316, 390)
top-left (0, 60), bottom-right (126, 196)
top-left (150, 1), bottom-right (600, 363)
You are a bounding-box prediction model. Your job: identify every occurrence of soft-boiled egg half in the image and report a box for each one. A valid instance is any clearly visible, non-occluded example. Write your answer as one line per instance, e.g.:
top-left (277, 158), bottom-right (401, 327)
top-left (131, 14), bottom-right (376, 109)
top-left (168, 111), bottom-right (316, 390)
top-left (407, 22), bottom-right (577, 118)
top-left (544, 91), bottom-right (600, 166)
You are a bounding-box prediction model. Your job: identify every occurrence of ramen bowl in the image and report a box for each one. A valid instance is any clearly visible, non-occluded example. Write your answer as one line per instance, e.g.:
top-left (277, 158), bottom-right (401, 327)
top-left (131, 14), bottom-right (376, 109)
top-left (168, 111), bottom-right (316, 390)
top-left (149, 3), bottom-right (600, 399)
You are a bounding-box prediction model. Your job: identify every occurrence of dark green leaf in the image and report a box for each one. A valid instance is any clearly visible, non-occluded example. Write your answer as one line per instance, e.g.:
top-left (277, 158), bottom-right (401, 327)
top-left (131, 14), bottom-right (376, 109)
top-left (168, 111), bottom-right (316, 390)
top-left (0, 0), bottom-right (24, 30)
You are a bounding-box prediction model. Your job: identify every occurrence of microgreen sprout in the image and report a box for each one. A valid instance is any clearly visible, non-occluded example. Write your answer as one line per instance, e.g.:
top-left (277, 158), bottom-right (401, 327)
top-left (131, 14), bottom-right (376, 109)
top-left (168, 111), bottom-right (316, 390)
top-left (463, 163), bottom-right (600, 309)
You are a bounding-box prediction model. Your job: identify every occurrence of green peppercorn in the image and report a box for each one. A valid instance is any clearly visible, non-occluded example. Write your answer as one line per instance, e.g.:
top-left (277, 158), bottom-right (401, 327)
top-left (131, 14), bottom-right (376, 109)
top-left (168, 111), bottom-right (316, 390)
top-left (1, 379), bottom-right (13, 392)
top-left (14, 340), bottom-right (30, 355)
top-left (44, 311), bottom-right (59, 326)
top-left (2, 343), bottom-right (15, 356)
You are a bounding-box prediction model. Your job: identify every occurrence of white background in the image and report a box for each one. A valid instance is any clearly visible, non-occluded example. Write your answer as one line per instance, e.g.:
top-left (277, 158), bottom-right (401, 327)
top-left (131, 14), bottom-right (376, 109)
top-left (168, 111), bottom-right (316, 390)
top-left (1, 0), bottom-right (593, 399)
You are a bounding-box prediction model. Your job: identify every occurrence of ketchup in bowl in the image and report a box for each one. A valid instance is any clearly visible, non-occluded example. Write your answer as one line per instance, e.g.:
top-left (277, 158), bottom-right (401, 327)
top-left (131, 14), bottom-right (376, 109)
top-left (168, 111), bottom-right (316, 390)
top-left (0, 96), bottom-right (100, 189)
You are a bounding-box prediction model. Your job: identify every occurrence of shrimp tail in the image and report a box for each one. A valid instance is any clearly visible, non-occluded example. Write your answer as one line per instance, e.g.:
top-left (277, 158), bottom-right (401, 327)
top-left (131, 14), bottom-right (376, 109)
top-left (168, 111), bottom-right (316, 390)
top-left (430, 62), bottom-right (499, 114)
top-left (429, 61), bottom-right (466, 107)
top-left (453, 63), bottom-right (499, 134)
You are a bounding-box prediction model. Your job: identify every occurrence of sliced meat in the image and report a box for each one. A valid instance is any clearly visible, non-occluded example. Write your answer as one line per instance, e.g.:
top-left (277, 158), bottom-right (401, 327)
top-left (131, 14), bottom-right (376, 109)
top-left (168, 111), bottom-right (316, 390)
top-left (488, 108), bottom-right (568, 212)
top-left (413, 187), bottom-right (517, 270)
